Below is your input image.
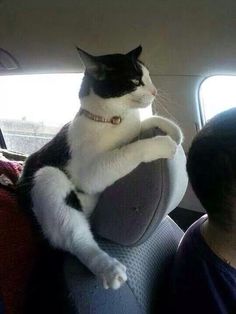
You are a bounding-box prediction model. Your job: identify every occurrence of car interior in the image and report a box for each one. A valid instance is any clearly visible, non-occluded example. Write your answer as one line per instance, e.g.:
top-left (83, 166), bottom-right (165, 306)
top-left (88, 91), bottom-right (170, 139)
top-left (0, 1), bottom-right (236, 313)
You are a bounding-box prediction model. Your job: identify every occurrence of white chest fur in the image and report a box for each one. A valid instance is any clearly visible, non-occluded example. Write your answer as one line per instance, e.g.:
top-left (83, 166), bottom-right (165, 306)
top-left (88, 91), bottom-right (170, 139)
top-left (66, 109), bottom-right (141, 192)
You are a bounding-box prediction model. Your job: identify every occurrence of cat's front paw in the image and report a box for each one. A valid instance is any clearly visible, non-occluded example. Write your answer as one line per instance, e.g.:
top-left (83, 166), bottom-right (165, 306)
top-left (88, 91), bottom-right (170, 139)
top-left (157, 135), bottom-right (178, 159)
top-left (100, 258), bottom-right (127, 290)
top-left (169, 126), bottom-right (184, 145)
top-left (90, 253), bottom-right (127, 290)
top-left (143, 135), bottom-right (177, 162)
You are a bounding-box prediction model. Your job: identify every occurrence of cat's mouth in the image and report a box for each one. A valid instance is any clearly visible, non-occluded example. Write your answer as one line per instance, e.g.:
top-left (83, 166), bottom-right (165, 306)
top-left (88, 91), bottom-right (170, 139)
top-left (130, 96), bottom-right (155, 108)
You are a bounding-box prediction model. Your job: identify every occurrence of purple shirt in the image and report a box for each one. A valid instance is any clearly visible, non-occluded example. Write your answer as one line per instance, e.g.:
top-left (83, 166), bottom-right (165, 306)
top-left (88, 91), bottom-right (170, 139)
top-left (169, 215), bottom-right (236, 314)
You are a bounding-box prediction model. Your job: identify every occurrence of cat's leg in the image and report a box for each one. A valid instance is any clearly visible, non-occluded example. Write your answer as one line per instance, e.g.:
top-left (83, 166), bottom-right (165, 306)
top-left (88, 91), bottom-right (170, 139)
top-left (79, 135), bottom-right (177, 193)
top-left (141, 116), bottom-right (183, 145)
top-left (31, 166), bottom-right (127, 290)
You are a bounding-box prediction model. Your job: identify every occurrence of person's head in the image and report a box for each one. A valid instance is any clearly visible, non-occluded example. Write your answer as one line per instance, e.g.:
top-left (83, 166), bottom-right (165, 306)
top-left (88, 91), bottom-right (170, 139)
top-left (187, 108), bottom-right (236, 232)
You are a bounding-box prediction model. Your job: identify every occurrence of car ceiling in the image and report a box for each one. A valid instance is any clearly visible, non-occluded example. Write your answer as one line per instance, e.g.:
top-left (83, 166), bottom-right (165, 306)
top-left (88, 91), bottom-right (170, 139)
top-left (0, 0), bottom-right (236, 76)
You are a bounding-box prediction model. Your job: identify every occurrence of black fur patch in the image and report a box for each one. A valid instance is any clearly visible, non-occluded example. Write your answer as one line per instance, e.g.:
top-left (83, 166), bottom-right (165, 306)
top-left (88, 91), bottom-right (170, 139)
top-left (79, 53), bottom-right (144, 99)
top-left (17, 123), bottom-right (71, 211)
top-left (65, 190), bottom-right (82, 211)
top-left (76, 188), bottom-right (85, 194)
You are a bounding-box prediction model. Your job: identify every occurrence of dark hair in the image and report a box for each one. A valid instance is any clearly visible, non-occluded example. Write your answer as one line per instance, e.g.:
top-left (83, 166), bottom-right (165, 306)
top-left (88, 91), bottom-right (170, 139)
top-left (187, 108), bottom-right (236, 230)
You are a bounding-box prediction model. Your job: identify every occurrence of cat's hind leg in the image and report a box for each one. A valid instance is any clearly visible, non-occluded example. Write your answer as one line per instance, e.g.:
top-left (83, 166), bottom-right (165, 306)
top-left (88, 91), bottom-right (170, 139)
top-left (31, 166), bottom-right (127, 289)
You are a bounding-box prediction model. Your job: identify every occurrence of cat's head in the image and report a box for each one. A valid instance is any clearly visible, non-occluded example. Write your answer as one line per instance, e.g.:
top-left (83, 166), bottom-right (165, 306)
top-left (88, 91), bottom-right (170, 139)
top-left (77, 46), bottom-right (157, 108)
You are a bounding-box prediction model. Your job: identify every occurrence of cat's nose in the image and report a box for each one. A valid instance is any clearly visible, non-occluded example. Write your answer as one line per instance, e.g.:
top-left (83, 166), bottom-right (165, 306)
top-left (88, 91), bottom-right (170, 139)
top-left (151, 87), bottom-right (157, 96)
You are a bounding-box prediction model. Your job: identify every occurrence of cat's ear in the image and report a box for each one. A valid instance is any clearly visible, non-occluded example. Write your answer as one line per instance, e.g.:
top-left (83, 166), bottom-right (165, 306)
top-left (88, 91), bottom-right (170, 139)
top-left (76, 47), bottom-right (98, 73)
top-left (126, 45), bottom-right (142, 59)
top-left (76, 47), bottom-right (107, 80)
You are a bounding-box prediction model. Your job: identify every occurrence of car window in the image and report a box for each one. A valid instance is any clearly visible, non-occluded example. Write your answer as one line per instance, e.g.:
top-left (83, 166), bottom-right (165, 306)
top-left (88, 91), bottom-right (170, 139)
top-left (199, 76), bottom-right (236, 124)
top-left (0, 72), bottom-right (153, 155)
top-left (0, 73), bottom-right (83, 154)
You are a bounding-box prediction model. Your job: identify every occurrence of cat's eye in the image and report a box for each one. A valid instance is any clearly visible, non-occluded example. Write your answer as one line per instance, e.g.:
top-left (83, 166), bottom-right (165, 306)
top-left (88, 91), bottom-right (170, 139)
top-left (131, 79), bottom-right (140, 86)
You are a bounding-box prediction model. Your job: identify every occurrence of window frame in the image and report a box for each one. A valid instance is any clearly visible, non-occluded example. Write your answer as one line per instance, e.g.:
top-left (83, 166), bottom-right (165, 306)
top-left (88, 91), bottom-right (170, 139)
top-left (0, 128), bottom-right (7, 149)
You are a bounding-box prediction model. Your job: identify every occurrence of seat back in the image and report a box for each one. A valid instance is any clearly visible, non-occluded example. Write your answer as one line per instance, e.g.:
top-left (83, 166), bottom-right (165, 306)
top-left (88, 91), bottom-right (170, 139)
top-left (92, 128), bottom-right (188, 246)
top-left (64, 128), bottom-right (187, 313)
top-left (64, 216), bottom-right (184, 314)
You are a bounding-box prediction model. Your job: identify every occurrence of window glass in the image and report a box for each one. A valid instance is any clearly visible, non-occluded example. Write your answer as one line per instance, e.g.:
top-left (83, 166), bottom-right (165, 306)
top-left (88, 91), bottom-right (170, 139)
top-left (199, 76), bottom-right (236, 123)
top-left (0, 73), bottom-right (83, 154)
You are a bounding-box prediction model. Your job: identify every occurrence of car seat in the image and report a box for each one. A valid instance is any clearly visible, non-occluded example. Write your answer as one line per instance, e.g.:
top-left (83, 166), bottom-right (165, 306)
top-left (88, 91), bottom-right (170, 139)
top-left (63, 128), bottom-right (188, 314)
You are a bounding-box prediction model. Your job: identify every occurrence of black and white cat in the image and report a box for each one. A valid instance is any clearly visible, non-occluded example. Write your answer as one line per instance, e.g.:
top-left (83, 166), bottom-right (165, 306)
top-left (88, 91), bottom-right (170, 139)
top-left (18, 46), bottom-right (183, 290)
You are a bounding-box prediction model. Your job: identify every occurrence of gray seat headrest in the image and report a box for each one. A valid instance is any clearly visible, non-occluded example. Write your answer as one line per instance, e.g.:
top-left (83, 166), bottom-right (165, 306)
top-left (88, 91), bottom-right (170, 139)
top-left (92, 128), bottom-right (188, 246)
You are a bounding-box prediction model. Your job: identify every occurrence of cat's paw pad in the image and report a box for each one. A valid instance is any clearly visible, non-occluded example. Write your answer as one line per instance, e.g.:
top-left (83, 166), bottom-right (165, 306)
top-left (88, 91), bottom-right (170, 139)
top-left (101, 259), bottom-right (127, 290)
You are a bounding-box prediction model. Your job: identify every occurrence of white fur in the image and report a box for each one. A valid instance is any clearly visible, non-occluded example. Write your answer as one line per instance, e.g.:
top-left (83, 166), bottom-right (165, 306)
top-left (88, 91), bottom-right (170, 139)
top-left (31, 64), bottom-right (183, 289)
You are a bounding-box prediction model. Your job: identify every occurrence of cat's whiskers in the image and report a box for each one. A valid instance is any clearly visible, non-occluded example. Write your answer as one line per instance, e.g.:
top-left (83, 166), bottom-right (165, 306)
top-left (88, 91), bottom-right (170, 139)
top-left (153, 94), bottom-right (179, 124)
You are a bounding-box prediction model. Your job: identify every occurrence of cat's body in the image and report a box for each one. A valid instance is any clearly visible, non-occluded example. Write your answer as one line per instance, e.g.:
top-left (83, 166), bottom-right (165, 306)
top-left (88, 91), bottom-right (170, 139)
top-left (18, 46), bottom-right (183, 290)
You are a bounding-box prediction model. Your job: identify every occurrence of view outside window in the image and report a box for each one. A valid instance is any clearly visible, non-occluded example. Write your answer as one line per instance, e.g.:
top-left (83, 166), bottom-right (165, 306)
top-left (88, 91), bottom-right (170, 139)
top-left (0, 73), bottom-right (83, 154)
top-left (199, 76), bottom-right (236, 123)
top-left (0, 73), bottom-right (153, 155)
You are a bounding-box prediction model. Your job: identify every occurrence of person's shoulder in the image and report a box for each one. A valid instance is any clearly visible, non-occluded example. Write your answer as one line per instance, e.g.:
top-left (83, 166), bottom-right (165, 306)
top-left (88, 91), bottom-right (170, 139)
top-left (167, 216), bottom-right (209, 313)
top-left (176, 214), bottom-right (207, 258)
top-left (183, 214), bottom-right (207, 237)
top-left (169, 215), bottom-right (236, 314)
